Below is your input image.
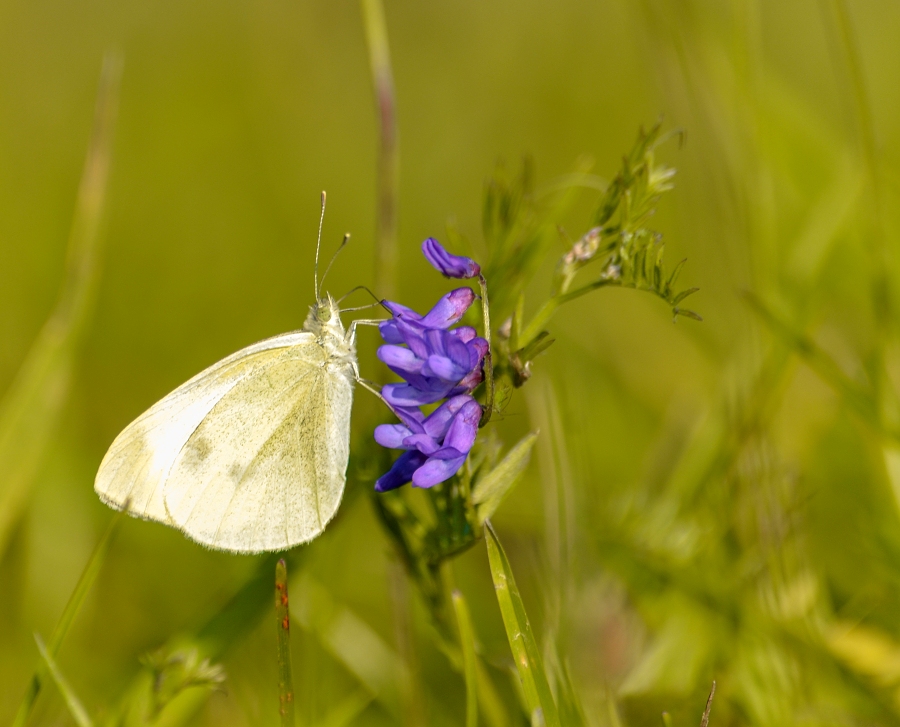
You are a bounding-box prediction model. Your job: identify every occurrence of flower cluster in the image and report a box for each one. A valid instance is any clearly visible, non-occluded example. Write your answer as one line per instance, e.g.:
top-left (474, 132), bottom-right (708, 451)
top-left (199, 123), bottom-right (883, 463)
top-left (374, 239), bottom-right (486, 492)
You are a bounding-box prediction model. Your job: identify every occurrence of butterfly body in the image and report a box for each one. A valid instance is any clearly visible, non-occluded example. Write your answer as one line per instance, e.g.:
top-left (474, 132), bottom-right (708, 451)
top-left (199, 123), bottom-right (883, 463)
top-left (94, 294), bottom-right (356, 553)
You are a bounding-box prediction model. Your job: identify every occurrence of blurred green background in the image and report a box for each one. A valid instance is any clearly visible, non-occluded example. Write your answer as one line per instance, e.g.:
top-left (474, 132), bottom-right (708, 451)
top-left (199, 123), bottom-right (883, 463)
top-left (3, 0), bottom-right (900, 724)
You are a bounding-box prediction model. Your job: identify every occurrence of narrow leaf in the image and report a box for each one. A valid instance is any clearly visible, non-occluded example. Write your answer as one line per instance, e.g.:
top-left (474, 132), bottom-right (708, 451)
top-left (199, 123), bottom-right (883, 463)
top-left (484, 521), bottom-right (560, 726)
top-left (34, 634), bottom-right (94, 727)
top-left (452, 590), bottom-right (479, 727)
top-left (672, 287), bottom-right (700, 306)
top-left (0, 52), bottom-right (121, 557)
top-left (666, 258), bottom-right (687, 293)
top-left (12, 506), bottom-right (126, 727)
top-left (473, 432), bottom-right (539, 522)
top-left (674, 308), bottom-right (703, 322)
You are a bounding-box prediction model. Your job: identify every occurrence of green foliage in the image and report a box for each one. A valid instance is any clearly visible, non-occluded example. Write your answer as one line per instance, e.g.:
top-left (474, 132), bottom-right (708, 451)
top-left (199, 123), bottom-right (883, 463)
top-left (139, 648), bottom-right (226, 721)
top-left (484, 522), bottom-right (561, 727)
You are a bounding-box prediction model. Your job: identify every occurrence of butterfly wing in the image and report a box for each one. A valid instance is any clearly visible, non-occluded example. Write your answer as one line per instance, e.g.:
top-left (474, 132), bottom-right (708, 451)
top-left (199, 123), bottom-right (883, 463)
top-left (94, 330), bottom-right (354, 552)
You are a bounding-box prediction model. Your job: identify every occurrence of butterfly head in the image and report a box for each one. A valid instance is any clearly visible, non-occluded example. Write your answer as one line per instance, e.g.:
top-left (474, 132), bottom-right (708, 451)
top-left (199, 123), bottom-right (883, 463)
top-left (305, 294), bottom-right (346, 337)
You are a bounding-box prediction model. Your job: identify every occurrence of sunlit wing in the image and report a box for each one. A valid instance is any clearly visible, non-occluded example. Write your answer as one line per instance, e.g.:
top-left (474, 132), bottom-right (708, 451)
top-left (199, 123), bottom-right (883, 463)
top-left (162, 347), bottom-right (353, 553)
top-left (94, 331), bottom-right (318, 527)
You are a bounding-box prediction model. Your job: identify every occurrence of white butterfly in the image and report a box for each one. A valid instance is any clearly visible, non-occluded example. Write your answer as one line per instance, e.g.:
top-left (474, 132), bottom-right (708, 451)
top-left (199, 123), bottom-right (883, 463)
top-left (95, 195), bottom-right (366, 553)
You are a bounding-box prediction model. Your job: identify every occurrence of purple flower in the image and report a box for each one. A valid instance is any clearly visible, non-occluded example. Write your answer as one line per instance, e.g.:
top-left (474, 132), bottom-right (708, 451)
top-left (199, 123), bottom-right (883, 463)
top-left (374, 396), bottom-right (482, 491)
top-left (378, 322), bottom-right (487, 406)
top-left (379, 288), bottom-right (475, 344)
top-left (422, 238), bottom-right (481, 279)
top-left (374, 239), bottom-right (486, 492)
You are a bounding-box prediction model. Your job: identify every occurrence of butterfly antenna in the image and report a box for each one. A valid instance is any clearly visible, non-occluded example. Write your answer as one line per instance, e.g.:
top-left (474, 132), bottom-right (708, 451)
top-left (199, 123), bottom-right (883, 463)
top-left (337, 285), bottom-right (382, 306)
top-left (319, 233), bottom-right (350, 297)
top-left (314, 191), bottom-right (327, 298)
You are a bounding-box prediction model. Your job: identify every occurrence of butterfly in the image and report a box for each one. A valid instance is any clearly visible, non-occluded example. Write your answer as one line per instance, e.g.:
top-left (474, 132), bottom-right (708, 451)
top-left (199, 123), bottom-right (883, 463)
top-left (94, 194), bottom-right (365, 553)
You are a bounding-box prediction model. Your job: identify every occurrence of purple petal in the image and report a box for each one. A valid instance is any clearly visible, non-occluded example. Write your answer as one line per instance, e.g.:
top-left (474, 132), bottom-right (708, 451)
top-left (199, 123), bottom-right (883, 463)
top-left (374, 423), bottom-right (414, 449)
top-left (382, 383), bottom-right (451, 407)
top-left (422, 354), bottom-right (468, 382)
top-left (378, 345), bottom-right (423, 374)
top-left (422, 238), bottom-right (481, 279)
top-left (392, 405), bottom-right (425, 430)
top-left (394, 318), bottom-right (430, 359)
top-left (455, 368), bottom-right (484, 394)
top-left (420, 288), bottom-right (476, 328)
top-left (378, 345), bottom-right (432, 391)
top-left (424, 329), bottom-right (472, 372)
top-left (467, 337), bottom-right (489, 369)
top-left (402, 433), bottom-right (442, 456)
top-left (423, 395), bottom-right (473, 440)
top-left (411, 454), bottom-right (468, 488)
top-left (450, 326), bottom-right (477, 343)
top-left (443, 399), bottom-right (482, 454)
top-left (378, 320), bottom-right (405, 344)
top-left (383, 300), bottom-right (421, 320)
top-left (375, 450), bottom-right (428, 492)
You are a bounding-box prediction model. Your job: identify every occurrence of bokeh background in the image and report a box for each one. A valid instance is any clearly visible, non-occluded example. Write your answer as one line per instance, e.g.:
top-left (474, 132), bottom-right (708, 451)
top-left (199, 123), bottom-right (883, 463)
top-left (3, 1), bottom-right (900, 725)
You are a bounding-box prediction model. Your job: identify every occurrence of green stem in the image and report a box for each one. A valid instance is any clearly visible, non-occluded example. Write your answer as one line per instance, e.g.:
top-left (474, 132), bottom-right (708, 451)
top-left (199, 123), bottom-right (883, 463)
top-left (276, 559), bottom-right (296, 727)
top-left (361, 0), bottom-right (399, 303)
top-left (478, 274), bottom-right (495, 426)
top-left (519, 279), bottom-right (616, 349)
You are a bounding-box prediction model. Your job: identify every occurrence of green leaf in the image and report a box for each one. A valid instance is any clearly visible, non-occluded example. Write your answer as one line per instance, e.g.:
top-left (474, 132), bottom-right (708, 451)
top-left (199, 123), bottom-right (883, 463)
top-left (674, 308), bottom-right (703, 322)
top-left (672, 287), bottom-right (700, 306)
top-left (452, 590), bottom-right (479, 727)
top-left (484, 521), bottom-right (560, 726)
top-left (34, 634), bottom-right (94, 727)
top-left (519, 332), bottom-right (555, 363)
top-left (473, 432), bottom-right (539, 522)
top-left (666, 258), bottom-right (687, 294)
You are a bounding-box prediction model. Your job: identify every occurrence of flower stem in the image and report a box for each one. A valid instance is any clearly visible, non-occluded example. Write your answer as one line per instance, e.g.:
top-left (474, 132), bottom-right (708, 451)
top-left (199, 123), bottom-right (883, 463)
top-left (275, 559), bottom-right (296, 727)
top-left (478, 274), bottom-right (495, 426)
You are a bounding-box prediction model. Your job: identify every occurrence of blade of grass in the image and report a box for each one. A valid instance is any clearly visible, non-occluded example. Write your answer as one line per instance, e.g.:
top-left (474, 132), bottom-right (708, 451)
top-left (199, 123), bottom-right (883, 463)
top-left (744, 292), bottom-right (899, 441)
top-left (292, 574), bottom-right (406, 719)
top-left (0, 51), bottom-right (121, 557)
top-left (34, 633), bottom-right (94, 727)
top-left (12, 506), bottom-right (127, 727)
top-left (276, 559), bottom-right (296, 727)
top-left (318, 690), bottom-right (374, 727)
top-left (452, 590), bottom-right (479, 727)
top-left (483, 521), bottom-right (561, 727)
